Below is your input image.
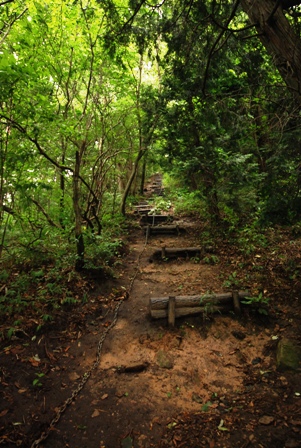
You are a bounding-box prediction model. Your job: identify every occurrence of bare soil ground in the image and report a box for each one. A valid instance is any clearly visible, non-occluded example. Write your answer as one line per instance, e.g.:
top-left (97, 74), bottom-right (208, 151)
top-left (1, 213), bottom-right (301, 448)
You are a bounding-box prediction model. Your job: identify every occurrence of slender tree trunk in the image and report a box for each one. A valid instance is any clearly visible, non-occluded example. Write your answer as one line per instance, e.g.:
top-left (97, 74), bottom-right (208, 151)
top-left (59, 143), bottom-right (66, 229)
top-left (120, 52), bottom-right (146, 215)
top-left (120, 149), bottom-right (146, 215)
top-left (73, 150), bottom-right (85, 271)
top-left (240, 0), bottom-right (301, 99)
top-left (140, 154), bottom-right (147, 195)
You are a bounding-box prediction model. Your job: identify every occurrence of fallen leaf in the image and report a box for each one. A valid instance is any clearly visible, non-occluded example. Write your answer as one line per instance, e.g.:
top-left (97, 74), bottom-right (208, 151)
top-left (218, 419), bottom-right (229, 431)
top-left (0, 409), bottom-right (9, 417)
top-left (18, 388), bottom-right (28, 394)
top-left (92, 409), bottom-right (100, 418)
top-left (101, 394), bottom-right (108, 400)
top-left (28, 356), bottom-right (40, 367)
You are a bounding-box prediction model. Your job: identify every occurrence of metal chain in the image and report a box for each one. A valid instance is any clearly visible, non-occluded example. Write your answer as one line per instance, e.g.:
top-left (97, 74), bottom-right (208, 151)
top-left (30, 227), bottom-right (149, 448)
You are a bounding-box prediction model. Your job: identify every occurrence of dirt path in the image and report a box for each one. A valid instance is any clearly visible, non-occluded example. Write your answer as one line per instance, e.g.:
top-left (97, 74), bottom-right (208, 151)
top-left (1, 210), bottom-right (301, 448)
top-left (30, 216), bottom-right (300, 448)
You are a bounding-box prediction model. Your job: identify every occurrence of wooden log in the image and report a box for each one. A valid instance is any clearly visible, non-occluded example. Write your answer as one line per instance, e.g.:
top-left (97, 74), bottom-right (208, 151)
top-left (117, 362), bottom-right (149, 373)
top-left (134, 208), bottom-right (152, 215)
top-left (150, 305), bottom-right (233, 319)
top-left (134, 201), bottom-right (149, 206)
top-left (232, 290), bottom-right (241, 316)
top-left (133, 205), bottom-right (152, 212)
top-left (151, 247), bottom-right (203, 259)
top-left (168, 296), bottom-right (176, 327)
top-left (140, 215), bottom-right (174, 225)
top-left (144, 225), bottom-right (185, 235)
top-left (150, 291), bottom-right (248, 311)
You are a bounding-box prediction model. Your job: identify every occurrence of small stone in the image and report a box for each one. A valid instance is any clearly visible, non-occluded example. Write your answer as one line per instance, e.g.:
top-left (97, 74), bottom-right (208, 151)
top-left (156, 350), bottom-right (174, 369)
top-left (259, 415), bottom-right (274, 425)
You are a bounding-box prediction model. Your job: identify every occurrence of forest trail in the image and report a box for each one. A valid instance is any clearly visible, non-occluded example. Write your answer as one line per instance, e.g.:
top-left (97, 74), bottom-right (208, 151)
top-left (39, 212), bottom-right (270, 448)
top-left (1, 181), bottom-right (301, 448)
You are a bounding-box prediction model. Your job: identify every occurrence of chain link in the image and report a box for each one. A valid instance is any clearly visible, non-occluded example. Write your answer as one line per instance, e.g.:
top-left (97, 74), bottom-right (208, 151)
top-left (30, 230), bottom-right (149, 448)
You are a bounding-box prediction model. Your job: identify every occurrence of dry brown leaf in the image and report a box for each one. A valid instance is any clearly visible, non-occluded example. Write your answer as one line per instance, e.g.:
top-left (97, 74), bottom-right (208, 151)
top-left (18, 388), bottom-right (28, 394)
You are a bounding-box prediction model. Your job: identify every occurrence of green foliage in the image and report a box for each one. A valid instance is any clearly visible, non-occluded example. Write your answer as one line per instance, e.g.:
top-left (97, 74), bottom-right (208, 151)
top-left (203, 255), bottom-right (220, 265)
top-left (223, 271), bottom-right (241, 289)
top-left (32, 372), bottom-right (45, 388)
top-left (241, 292), bottom-right (270, 315)
top-left (61, 296), bottom-right (78, 307)
top-left (149, 197), bottom-right (172, 214)
top-left (172, 191), bottom-right (205, 217)
top-left (237, 223), bottom-right (268, 255)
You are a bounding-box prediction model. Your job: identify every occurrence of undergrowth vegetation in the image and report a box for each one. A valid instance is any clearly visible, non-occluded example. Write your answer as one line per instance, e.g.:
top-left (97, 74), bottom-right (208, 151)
top-left (0, 212), bottom-right (127, 340)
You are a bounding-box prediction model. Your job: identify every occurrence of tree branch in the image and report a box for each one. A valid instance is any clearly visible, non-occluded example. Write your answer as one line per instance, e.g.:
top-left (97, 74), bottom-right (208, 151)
top-left (30, 198), bottom-right (63, 229)
top-left (0, 8), bottom-right (28, 46)
top-left (1, 204), bottom-right (15, 215)
top-left (0, 0), bottom-right (14, 6)
top-left (202, 0), bottom-right (241, 95)
top-left (0, 115), bottom-right (100, 210)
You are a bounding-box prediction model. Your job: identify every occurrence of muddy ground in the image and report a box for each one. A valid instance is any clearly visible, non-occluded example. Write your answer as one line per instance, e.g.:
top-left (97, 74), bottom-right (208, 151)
top-left (1, 213), bottom-right (301, 448)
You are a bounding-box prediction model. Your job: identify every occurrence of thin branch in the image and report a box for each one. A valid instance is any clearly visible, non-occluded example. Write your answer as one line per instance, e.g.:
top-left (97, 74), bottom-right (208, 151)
top-left (30, 198), bottom-right (63, 229)
top-left (0, 8), bottom-right (28, 46)
top-left (0, 0), bottom-right (14, 6)
top-left (202, 0), bottom-right (241, 95)
top-left (267, 0), bottom-right (281, 24)
top-left (0, 115), bottom-right (100, 207)
top-left (210, 16), bottom-right (257, 33)
top-left (1, 204), bottom-right (15, 215)
top-left (119, 0), bottom-right (148, 33)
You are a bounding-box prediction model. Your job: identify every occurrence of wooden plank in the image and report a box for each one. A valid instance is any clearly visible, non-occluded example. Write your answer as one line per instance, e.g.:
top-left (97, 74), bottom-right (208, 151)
top-left (150, 305), bottom-right (232, 319)
top-left (151, 247), bottom-right (203, 259)
top-left (144, 225), bottom-right (185, 235)
top-left (134, 209), bottom-right (152, 215)
top-left (168, 296), bottom-right (176, 327)
top-left (133, 205), bottom-right (152, 209)
top-left (150, 292), bottom-right (249, 311)
top-left (140, 215), bottom-right (174, 225)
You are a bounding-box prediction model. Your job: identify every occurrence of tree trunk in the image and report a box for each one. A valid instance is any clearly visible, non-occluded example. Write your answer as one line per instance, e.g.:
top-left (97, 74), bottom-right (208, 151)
top-left (240, 0), bottom-right (301, 98)
top-left (140, 154), bottom-right (147, 195)
top-left (120, 149), bottom-right (146, 215)
top-left (73, 150), bottom-right (85, 271)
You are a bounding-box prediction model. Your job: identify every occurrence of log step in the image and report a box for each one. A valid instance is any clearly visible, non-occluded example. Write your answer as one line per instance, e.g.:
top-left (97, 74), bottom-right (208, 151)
top-left (140, 215), bottom-right (174, 225)
top-left (149, 291), bottom-right (248, 322)
top-left (144, 225), bottom-right (186, 236)
top-left (151, 247), bottom-right (203, 260)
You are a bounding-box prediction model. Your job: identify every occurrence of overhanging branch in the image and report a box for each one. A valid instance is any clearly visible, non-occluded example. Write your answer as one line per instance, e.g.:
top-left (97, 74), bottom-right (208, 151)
top-left (0, 115), bottom-right (100, 208)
